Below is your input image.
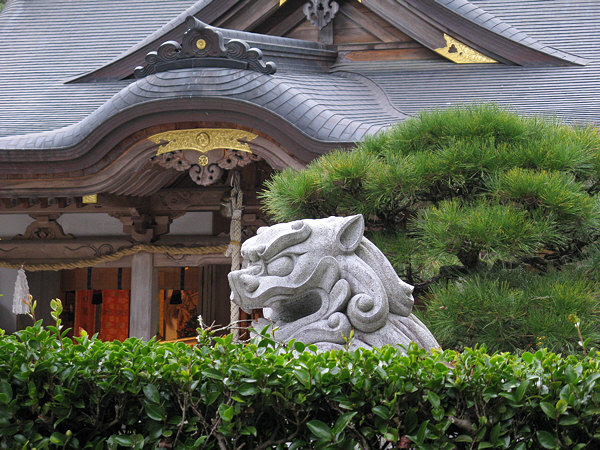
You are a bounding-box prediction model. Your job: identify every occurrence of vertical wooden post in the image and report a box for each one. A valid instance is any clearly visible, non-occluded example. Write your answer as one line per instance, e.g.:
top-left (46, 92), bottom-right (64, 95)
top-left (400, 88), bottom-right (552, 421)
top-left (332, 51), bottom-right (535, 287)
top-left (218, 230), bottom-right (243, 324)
top-left (0, 268), bottom-right (19, 333)
top-left (130, 252), bottom-right (158, 340)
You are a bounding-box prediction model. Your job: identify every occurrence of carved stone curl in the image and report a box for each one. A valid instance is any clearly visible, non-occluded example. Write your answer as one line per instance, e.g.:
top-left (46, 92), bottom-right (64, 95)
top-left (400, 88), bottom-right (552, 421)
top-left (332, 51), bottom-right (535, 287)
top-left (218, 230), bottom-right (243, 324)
top-left (14, 214), bottom-right (74, 240)
top-left (229, 215), bottom-right (439, 351)
top-left (134, 16), bottom-right (276, 78)
top-left (303, 0), bottom-right (339, 30)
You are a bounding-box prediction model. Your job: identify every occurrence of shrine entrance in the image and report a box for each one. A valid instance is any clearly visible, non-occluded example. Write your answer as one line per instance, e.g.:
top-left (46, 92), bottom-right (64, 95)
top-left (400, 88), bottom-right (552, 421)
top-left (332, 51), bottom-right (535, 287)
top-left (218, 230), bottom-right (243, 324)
top-left (158, 265), bottom-right (231, 341)
top-left (60, 263), bottom-right (232, 342)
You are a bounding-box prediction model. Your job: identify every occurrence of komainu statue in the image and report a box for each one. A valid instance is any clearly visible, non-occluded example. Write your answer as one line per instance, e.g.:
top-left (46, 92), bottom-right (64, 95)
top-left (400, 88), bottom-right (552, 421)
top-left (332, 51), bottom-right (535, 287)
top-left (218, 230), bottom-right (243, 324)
top-left (228, 215), bottom-right (439, 351)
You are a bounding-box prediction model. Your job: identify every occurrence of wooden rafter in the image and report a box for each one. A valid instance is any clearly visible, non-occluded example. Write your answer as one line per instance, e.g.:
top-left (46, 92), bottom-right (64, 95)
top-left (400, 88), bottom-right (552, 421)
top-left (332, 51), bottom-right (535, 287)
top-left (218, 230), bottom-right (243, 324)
top-left (218, 0), bottom-right (281, 31)
top-left (338, 2), bottom-right (399, 43)
top-left (263, 7), bottom-right (305, 37)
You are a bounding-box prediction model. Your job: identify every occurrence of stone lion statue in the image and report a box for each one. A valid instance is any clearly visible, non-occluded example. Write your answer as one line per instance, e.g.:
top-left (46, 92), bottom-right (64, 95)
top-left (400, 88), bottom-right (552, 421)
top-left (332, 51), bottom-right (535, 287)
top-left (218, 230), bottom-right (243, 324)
top-left (228, 215), bottom-right (439, 350)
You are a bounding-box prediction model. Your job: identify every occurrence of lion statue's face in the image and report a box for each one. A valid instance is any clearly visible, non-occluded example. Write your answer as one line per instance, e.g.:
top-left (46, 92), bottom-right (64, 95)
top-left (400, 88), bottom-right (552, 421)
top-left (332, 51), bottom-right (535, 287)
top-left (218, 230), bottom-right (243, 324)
top-left (228, 215), bottom-right (438, 350)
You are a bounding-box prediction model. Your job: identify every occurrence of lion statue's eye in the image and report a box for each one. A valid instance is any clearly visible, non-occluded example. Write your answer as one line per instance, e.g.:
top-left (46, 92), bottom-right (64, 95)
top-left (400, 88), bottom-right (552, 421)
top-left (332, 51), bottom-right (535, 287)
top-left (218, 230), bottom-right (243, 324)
top-left (266, 255), bottom-right (294, 277)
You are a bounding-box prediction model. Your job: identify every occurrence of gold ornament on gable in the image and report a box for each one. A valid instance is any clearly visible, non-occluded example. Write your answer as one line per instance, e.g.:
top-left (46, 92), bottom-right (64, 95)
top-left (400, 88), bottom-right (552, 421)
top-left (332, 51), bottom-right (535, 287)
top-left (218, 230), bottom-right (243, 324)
top-left (435, 34), bottom-right (497, 64)
top-left (149, 128), bottom-right (258, 157)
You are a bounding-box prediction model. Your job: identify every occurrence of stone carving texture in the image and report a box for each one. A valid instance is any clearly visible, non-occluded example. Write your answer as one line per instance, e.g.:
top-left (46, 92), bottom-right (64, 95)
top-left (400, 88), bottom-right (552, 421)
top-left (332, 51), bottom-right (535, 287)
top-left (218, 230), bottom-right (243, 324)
top-left (229, 215), bottom-right (439, 350)
top-left (303, 0), bottom-right (339, 30)
top-left (134, 16), bottom-right (276, 78)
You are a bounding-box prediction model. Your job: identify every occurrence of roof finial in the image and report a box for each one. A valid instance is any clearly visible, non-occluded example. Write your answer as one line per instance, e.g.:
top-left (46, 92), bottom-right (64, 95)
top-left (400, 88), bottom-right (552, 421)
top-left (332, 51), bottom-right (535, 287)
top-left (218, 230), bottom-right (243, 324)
top-left (303, 0), bottom-right (339, 30)
top-left (134, 16), bottom-right (276, 78)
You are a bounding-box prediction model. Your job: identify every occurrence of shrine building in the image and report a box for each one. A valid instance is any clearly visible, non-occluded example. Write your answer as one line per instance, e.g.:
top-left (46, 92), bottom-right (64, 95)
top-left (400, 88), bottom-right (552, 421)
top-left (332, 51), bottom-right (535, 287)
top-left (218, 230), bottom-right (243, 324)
top-left (0, 0), bottom-right (598, 339)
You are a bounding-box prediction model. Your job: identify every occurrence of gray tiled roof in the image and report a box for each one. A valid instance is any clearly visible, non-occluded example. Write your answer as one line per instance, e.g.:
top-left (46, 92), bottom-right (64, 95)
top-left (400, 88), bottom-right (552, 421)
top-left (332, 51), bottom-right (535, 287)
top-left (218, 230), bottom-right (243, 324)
top-left (0, 0), bottom-right (388, 148)
top-left (332, 0), bottom-right (600, 125)
top-left (0, 68), bottom-right (405, 151)
top-left (0, 0), bottom-right (598, 153)
top-left (470, 0), bottom-right (600, 59)
top-left (0, 0), bottom-right (199, 138)
top-left (434, 0), bottom-right (587, 65)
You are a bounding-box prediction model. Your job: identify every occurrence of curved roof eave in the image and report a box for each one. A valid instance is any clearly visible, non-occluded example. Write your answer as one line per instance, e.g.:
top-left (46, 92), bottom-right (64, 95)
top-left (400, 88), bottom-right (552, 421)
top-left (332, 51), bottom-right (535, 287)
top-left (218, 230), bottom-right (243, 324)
top-left (360, 0), bottom-right (587, 66)
top-left (0, 68), bottom-right (406, 173)
top-left (432, 0), bottom-right (587, 65)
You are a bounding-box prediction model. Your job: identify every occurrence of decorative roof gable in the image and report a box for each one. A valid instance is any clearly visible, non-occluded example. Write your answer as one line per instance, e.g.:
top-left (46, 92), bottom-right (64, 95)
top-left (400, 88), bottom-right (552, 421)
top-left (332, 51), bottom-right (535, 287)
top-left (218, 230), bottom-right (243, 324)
top-left (72, 0), bottom-right (586, 84)
top-left (134, 16), bottom-right (276, 78)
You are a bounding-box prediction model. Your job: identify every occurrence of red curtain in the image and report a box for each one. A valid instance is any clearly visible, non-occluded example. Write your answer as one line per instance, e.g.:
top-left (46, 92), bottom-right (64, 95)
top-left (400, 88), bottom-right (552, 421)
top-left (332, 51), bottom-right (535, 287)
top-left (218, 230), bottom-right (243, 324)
top-left (74, 290), bottom-right (130, 341)
top-left (99, 290), bottom-right (130, 341)
top-left (74, 290), bottom-right (96, 336)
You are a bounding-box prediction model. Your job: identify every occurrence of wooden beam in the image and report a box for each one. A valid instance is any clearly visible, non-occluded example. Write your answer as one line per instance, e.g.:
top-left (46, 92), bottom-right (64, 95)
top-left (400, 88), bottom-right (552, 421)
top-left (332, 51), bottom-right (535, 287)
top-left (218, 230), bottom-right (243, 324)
top-left (360, 0), bottom-right (445, 49)
top-left (226, 0), bottom-right (281, 31)
top-left (0, 188), bottom-right (240, 215)
top-left (339, 2), bottom-right (401, 43)
top-left (217, 0), bottom-right (281, 31)
top-left (0, 236), bottom-right (228, 265)
top-left (264, 6), bottom-right (306, 36)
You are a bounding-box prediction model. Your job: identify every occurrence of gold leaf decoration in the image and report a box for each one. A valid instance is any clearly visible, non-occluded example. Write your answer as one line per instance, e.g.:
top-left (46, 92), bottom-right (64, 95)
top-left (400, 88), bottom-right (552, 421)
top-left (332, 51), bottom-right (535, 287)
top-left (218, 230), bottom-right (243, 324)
top-left (82, 194), bottom-right (98, 204)
top-left (435, 34), bottom-right (497, 64)
top-left (149, 129), bottom-right (258, 156)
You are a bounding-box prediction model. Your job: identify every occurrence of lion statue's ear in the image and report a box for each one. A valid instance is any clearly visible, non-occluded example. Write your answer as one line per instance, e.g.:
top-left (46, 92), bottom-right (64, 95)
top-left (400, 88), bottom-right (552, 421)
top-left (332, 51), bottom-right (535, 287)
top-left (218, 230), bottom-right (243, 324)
top-left (336, 215), bottom-right (364, 252)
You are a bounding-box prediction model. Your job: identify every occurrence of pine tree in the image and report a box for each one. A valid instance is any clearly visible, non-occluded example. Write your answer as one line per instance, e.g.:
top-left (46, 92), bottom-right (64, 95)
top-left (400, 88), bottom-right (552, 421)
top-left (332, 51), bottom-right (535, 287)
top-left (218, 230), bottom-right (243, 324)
top-left (260, 104), bottom-right (600, 353)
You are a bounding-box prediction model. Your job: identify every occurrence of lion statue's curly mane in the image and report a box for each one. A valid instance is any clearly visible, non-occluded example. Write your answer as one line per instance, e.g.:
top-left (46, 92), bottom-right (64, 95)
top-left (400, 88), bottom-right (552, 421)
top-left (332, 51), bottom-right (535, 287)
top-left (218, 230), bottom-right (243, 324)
top-left (229, 215), bottom-right (438, 350)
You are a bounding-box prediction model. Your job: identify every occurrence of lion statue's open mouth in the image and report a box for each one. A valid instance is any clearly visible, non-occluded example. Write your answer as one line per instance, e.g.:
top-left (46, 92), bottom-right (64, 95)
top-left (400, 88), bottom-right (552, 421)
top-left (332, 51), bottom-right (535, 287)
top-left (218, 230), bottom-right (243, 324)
top-left (228, 215), bottom-right (438, 351)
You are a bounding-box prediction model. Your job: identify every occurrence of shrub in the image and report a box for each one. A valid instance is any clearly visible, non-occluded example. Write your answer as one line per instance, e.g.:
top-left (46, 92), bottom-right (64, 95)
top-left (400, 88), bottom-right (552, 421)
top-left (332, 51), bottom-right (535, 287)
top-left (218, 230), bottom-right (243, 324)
top-left (2, 318), bottom-right (600, 449)
top-left (260, 104), bottom-right (600, 353)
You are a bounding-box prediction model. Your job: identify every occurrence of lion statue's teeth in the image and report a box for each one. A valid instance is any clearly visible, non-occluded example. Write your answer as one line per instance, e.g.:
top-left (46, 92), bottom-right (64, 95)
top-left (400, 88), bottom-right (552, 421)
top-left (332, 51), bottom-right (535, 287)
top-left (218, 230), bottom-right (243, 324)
top-left (228, 214), bottom-right (439, 351)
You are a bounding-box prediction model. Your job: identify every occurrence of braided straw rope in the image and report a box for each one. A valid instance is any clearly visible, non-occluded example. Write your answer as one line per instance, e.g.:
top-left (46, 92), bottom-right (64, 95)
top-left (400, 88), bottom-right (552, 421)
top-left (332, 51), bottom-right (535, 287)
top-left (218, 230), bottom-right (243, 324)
top-left (0, 244), bottom-right (229, 272)
top-left (225, 171), bottom-right (243, 340)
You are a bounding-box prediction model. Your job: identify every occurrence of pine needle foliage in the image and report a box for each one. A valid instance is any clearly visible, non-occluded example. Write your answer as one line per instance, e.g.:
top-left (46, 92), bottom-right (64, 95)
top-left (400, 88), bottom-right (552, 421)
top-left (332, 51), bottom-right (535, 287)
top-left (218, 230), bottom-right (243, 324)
top-left (416, 199), bottom-right (560, 268)
top-left (424, 269), bottom-right (600, 353)
top-left (260, 104), bottom-right (600, 354)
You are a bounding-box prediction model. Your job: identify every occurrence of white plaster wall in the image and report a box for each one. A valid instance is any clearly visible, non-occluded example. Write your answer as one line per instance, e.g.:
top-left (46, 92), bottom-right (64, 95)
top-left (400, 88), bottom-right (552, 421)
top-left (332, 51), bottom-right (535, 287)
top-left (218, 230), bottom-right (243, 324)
top-left (170, 212), bottom-right (213, 235)
top-left (0, 268), bottom-right (17, 333)
top-left (57, 213), bottom-right (124, 236)
top-left (0, 214), bottom-right (35, 239)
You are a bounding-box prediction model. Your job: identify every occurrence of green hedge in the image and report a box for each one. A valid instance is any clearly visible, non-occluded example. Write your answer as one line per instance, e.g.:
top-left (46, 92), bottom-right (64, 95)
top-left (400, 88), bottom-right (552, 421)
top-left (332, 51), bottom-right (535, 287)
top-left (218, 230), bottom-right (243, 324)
top-left (1, 321), bottom-right (600, 449)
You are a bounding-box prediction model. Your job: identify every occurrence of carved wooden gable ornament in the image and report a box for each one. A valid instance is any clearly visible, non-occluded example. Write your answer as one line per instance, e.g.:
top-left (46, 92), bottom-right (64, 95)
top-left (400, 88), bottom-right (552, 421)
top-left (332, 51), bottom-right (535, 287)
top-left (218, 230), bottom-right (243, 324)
top-left (148, 128), bottom-right (261, 187)
top-left (134, 16), bottom-right (276, 79)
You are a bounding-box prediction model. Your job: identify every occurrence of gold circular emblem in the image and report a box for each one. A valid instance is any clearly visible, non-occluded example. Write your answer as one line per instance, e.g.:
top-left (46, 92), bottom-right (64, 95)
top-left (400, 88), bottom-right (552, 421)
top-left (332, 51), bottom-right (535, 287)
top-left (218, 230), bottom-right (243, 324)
top-left (198, 155), bottom-right (209, 166)
top-left (196, 39), bottom-right (207, 50)
top-left (196, 132), bottom-right (210, 148)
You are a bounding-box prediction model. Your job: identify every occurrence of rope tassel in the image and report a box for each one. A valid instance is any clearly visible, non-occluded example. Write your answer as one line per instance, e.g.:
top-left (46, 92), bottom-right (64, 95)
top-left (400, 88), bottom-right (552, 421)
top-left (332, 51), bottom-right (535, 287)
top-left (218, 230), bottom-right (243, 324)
top-left (12, 266), bottom-right (30, 315)
top-left (226, 171), bottom-right (243, 339)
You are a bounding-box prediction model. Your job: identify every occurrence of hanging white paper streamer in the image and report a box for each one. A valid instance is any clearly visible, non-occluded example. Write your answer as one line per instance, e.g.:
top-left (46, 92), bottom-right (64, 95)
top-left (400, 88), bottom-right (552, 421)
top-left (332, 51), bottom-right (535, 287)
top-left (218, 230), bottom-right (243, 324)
top-left (12, 267), bottom-right (30, 315)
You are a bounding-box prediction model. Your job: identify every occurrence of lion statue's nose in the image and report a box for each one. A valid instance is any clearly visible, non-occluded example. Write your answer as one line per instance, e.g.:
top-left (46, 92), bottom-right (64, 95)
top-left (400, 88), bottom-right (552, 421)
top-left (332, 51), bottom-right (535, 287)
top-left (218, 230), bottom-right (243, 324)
top-left (240, 274), bottom-right (259, 292)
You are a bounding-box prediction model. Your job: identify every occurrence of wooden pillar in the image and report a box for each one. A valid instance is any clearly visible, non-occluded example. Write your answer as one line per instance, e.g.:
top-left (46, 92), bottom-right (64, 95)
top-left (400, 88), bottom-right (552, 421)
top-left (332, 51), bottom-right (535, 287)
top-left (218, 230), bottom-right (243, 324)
top-left (130, 252), bottom-right (158, 340)
top-left (0, 268), bottom-right (18, 333)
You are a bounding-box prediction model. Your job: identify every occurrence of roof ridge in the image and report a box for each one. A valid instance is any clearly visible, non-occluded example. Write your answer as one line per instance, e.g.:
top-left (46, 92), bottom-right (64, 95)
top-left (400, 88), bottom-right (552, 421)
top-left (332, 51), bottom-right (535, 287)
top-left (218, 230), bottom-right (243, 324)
top-left (69, 0), bottom-right (332, 83)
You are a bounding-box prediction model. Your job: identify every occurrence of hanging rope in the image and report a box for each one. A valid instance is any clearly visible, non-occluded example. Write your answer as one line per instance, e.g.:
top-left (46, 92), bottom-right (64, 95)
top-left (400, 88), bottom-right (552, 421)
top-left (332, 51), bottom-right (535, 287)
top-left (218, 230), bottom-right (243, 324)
top-left (225, 170), bottom-right (243, 340)
top-left (0, 244), bottom-right (228, 272)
